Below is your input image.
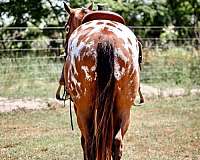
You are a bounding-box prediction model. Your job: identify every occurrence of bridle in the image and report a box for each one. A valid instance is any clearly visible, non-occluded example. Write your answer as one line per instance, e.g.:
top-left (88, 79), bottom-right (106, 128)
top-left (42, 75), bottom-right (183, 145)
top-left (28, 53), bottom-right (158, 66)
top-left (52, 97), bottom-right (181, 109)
top-left (64, 15), bottom-right (73, 53)
top-left (64, 8), bottom-right (91, 53)
top-left (64, 14), bottom-right (73, 39)
top-left (64, 8), bottom-right (89, 34)
top-left (64, 23), bottom-right (70, 33)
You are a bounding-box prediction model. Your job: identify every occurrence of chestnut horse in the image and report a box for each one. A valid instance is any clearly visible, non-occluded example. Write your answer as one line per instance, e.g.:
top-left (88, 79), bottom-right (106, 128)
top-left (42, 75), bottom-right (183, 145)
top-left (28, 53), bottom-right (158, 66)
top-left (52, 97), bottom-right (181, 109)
top-left (63, 3), bottom-right (141, 160)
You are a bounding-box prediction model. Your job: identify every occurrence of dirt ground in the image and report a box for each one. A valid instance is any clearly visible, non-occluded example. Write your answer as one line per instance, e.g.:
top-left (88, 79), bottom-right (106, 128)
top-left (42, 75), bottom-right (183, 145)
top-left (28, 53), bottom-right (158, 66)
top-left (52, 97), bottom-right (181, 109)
top-left (0, 84), bottom-right (200, 112)
top-left (0, 96), bottom-right (200, 160)
top-left (0, 97), bottom-right (64, 112)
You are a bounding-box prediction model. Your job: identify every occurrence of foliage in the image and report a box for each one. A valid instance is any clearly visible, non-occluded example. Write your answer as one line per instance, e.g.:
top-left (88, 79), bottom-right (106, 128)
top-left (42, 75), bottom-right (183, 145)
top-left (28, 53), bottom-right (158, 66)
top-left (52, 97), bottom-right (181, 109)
top-left (189, 56), bottom-right (200, 85)
top-left (160, 25), bottom-right (178, 47)
top-left (0, 0), bottom-right (66, 56)
top-left (166, 0), bottom-right (200, 38)
top-left (0, 0), bottom-right (199, 56)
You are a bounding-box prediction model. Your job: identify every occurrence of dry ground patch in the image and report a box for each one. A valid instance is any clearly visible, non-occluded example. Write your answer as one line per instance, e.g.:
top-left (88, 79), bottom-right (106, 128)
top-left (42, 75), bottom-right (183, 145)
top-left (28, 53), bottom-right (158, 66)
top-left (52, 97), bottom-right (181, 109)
top-left (0, 96), bottom-right (200, 160)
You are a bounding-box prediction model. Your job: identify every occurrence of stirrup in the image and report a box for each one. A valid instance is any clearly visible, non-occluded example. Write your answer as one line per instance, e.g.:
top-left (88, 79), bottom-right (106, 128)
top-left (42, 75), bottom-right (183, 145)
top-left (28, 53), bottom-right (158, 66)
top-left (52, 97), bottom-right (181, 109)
top-left (56, 84), bottom-right (69, 101)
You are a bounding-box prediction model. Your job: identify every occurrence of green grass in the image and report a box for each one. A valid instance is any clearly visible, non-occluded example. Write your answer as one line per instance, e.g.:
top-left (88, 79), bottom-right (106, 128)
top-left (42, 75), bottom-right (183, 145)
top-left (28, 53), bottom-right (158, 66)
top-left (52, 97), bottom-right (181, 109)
top-left (0, 48), bottom-right (200, 97)
top-left (0, 48), bottom-right (200, 98)
top-left (0, 96), bottom-right (200, 160)
top-left (141, 47), bottom-right (200, 86)
top-left (0, 56), bottom-right (63, 98)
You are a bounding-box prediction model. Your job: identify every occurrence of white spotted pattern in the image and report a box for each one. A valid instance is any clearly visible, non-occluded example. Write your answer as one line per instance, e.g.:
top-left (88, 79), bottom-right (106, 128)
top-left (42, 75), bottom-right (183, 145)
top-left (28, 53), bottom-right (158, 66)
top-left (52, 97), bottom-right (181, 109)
top-left (67, 20), bottom-right (139, 100)
top-left (81, 66), bottom-right (92, 81)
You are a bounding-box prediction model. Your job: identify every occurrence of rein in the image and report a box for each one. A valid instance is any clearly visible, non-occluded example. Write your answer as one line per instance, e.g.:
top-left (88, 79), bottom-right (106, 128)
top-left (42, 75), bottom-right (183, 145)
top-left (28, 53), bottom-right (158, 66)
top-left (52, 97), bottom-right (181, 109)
top-left (63, 19), bottom-right (74, 131)
top-left (62, 83), bottom-right (74, 131)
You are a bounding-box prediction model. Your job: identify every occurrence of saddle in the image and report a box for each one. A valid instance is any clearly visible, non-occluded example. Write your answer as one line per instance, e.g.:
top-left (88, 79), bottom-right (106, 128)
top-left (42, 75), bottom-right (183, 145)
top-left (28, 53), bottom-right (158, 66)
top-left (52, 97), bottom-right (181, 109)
top-left (81, 11), bottom-right (126, 25)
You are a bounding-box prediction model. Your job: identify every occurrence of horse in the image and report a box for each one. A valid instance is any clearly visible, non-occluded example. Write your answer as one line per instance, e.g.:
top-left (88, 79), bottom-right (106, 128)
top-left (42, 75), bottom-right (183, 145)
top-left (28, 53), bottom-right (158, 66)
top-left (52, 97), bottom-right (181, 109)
top-left (63, 2), bottom-right (141, 160)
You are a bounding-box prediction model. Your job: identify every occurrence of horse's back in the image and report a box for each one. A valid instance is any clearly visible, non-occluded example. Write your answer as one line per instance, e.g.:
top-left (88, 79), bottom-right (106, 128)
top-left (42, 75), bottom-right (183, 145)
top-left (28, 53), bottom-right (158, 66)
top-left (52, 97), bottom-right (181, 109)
top-left (66, 20), bottom-right (140, 107)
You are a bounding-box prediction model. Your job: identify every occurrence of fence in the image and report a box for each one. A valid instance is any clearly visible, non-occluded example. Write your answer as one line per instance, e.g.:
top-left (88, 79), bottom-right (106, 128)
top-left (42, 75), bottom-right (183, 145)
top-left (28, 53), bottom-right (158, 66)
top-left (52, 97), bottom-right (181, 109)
top-left (0, 26), bottom-right (200, 98)
top-left (1, 26), bottom-right (199, 54)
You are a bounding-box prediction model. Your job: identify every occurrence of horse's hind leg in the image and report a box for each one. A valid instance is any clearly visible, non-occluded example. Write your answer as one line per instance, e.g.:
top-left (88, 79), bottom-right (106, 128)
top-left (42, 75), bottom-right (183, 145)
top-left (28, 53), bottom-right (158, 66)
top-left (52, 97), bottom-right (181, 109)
top-left (112, 128), bottom-right (123, 160)
top-left (81, 135), bottom-right (87, 160)
top-left (112, 108), bottom-right (131, 160)
top-left (77, 110), bottom-right (96, 160)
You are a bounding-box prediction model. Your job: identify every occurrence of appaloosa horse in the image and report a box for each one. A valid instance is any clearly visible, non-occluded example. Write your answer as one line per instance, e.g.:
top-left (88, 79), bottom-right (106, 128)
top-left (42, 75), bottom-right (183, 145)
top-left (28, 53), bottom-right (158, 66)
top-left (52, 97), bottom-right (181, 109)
top-left (63, 3), bottom-right (141, 160)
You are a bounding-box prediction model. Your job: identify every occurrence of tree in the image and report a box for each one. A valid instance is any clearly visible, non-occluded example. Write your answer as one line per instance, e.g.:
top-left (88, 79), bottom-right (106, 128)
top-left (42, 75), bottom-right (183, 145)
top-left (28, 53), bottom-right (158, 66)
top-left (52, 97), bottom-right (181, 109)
top-left (0, 0), bottom-right (199, 57)
top-left (0, 0), bottom-right (67, 56)
top-left (0, 0), bottom-right (50, 27)
top-left (166, 0), bottom-right (200, 38)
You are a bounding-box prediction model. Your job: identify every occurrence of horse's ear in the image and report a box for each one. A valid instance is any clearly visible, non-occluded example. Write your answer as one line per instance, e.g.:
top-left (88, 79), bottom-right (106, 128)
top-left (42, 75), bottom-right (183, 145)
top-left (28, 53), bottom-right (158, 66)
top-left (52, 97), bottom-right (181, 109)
top-left (64, 2), bottom-right (72, 14)
top-left (87, 3), bottom-right (93, 10)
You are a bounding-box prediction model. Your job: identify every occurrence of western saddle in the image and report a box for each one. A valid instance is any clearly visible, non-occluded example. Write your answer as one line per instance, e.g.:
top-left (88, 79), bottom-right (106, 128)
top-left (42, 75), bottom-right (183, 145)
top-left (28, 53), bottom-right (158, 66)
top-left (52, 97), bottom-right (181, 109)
top-left (81, 11), bottom-right (126, 24)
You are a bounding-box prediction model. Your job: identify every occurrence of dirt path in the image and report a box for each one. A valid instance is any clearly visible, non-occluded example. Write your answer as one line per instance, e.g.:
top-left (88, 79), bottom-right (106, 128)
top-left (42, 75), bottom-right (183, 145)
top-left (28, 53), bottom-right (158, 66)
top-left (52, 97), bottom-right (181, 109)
top-left (0, 97), bottom-right (64, 112)
top-left (0, 84), bottom-right (199, 112)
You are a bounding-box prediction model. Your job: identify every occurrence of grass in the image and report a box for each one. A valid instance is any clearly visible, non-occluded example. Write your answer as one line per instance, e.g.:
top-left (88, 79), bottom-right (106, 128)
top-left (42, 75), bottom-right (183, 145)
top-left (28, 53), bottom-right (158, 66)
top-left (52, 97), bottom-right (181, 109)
top-left (0, 56), bottom-right (63, 98)
top-left (0, 48), bottom-right (200, 98)
top-left (141, 47), bottom-right (200, 86)
top-left (0, 96), bottom-right (200, 160)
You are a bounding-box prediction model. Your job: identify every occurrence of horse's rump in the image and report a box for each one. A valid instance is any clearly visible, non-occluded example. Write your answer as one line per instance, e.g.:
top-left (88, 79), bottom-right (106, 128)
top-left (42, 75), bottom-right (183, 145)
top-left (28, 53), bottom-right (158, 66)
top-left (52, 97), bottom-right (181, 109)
top-left (66, 20), bottom-right (139, 102)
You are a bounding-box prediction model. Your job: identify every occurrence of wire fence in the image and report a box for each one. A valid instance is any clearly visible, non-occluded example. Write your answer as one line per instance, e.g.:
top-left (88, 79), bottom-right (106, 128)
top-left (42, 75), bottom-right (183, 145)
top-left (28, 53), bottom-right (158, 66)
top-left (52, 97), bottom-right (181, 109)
top-left (0, 26), bottom-right (200, 98)
top-left (1, 26), bottom-right (199, 53)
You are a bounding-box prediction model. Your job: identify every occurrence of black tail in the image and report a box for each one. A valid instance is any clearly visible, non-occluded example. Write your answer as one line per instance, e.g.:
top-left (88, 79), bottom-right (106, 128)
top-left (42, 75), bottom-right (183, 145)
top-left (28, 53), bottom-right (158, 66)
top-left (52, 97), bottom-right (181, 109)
top-left (95, 40), bottom-right (115, 160)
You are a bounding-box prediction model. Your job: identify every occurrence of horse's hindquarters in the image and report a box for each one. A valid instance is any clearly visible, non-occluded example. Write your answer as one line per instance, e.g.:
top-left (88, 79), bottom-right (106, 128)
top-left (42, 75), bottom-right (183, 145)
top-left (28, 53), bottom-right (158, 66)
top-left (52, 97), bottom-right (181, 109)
top-left (64, 54), bottom-right (96, 108)
top-left (115, 67), bottom-right (140, 108)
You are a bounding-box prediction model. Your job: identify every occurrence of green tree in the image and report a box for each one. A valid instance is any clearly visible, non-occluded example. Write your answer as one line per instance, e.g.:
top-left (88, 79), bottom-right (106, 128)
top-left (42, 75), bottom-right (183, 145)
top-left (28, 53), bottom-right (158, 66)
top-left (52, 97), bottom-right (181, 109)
top-left (166, 0), bottom-right (200, 38)
top-left (0, 0), bottom-right (199, 57)
top-left (0, 0), bottom-right (67, 56)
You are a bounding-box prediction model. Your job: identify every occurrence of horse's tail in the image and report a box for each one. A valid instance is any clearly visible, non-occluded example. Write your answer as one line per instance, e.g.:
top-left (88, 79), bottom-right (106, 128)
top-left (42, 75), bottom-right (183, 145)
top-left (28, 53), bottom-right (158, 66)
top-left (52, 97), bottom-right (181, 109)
top-left (95, 40), bottom-right (115, 160)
